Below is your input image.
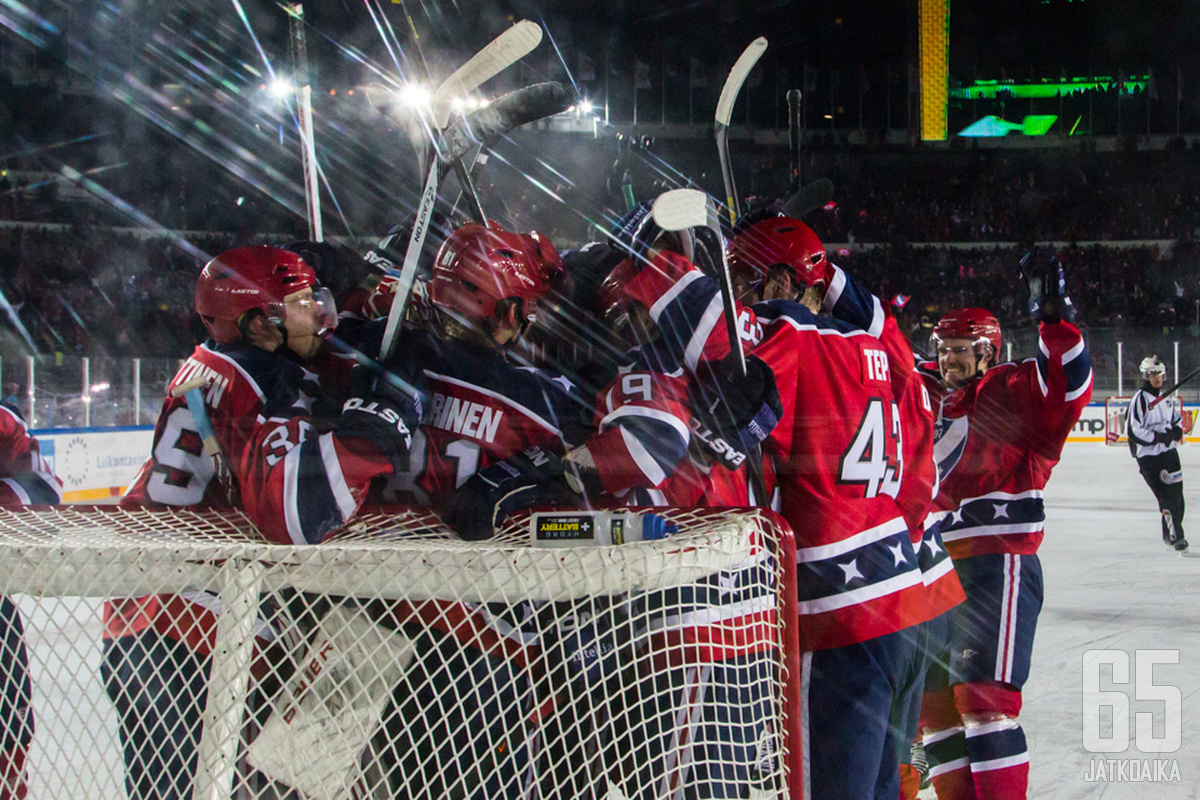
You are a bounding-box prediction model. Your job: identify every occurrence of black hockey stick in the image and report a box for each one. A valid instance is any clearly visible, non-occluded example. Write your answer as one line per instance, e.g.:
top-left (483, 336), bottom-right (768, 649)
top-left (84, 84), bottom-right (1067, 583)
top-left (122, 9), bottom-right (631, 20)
top-left (1150, 366), bottom-right (1200, 408)
top-left (780, 177), bottom-right (835, 220)
top-left (787, 89), bottom-right (802, 196)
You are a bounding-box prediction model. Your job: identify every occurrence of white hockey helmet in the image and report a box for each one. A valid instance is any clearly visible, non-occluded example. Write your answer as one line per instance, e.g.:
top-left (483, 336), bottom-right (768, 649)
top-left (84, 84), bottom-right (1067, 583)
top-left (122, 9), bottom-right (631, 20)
top-left (1140, 355), bottom-right (1166, 379)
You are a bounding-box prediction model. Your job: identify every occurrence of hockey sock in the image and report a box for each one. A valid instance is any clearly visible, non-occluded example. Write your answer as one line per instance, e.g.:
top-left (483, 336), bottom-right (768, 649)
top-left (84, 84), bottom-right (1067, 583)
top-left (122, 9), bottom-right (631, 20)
top-left (923, 727), bottom-right (976, 800)
top-left (964, 718), bottom-right (1029, 799)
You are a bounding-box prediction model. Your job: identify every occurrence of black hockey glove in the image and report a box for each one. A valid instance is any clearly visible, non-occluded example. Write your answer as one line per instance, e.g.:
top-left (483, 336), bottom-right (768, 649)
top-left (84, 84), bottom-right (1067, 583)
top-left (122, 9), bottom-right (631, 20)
top-left (688, 353), bottom-right (782, 471)
top-left (334, 363), bottom-right (426, 473)
top-left (441, 446), bottom-right (582, 541)
top-left (1017, 247), bottom-right (1077, 323)
top-left (609, 200), bottom-right (658, 264)
top-left (1154, 426), bottom-right (1183, 445)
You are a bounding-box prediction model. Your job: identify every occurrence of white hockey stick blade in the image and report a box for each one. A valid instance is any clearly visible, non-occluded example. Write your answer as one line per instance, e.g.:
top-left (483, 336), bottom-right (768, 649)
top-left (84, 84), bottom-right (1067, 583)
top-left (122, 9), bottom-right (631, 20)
top-left (439, 82), bottom-right (575, 163)
top-left (433, 20), bottom-right (543, 128)
top-left (652, 188), bottom-right (709, 232)
top-left (714, 37), bottom-right (768, 127)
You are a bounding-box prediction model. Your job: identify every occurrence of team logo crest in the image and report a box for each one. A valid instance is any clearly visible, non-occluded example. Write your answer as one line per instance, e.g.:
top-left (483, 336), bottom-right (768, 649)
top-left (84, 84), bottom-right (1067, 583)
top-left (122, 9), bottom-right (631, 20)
top-left (933, 414), bottom-right (970, 480)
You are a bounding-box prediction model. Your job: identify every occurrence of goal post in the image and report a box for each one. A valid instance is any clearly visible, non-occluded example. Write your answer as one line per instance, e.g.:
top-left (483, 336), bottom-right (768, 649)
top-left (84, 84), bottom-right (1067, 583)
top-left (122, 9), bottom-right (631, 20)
top-left (0, 504), bottom-right (800, 800)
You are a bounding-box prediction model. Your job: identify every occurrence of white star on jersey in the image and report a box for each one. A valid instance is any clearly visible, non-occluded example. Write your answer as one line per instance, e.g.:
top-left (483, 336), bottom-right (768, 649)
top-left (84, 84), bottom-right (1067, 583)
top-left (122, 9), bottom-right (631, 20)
top-left (839, 559), bottom-right (865, 584)
top-left (992, 502), bottom-right (1010, 519)
top-left (888, 542), bottom-right (908, 566)
top-left (924, 536), bottom-right (943, 557)
top-left (949, 508), bottom-right (964, 526)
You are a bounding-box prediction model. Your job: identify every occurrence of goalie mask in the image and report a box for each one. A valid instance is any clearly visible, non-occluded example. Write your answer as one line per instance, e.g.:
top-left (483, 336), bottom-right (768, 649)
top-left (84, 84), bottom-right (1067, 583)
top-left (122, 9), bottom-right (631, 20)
top-left (727, 217), bottom-right (828, 301)
top-left (195, 246), bottom-right (336, 344)
top-left (1140, 356), bottom-right (1167, 380)
top-left (430, 222), bottom-right (556, 333)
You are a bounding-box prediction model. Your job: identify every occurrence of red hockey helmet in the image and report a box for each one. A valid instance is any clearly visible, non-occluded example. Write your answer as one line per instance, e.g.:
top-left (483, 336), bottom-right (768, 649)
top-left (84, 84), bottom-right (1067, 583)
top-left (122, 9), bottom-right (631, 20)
top-left (931, 307), bottom-right (1002, 360)
top-left (727, 216), bottom-right (829, 291)
top-left (195, 246), bottom-right (319, 343)
top-left (431, 222), bottom-right (553, 325)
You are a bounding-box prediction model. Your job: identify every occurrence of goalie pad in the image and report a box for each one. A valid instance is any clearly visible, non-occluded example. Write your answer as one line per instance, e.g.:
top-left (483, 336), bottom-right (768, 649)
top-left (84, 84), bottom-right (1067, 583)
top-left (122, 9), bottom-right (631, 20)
top-left (246, 604), bottom-right (416, 800)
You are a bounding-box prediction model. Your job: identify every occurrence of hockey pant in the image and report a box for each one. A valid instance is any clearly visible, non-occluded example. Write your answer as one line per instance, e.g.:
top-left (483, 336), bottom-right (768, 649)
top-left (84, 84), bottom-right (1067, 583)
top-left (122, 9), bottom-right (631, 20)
top-left (801, 623), bottom-right (929, 800)
top-left (920, 553), bottom-right (1042, 800)
top-left (0, 598), bottom-right (32, 800)
top-left (1137, 450), bottom-right (1185, 543)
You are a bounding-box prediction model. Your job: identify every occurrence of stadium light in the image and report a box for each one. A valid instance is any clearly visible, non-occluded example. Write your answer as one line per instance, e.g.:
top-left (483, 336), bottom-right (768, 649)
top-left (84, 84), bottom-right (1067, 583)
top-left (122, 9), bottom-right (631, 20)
top-left (399, 83), bottom-right (432, 109)
top-left (267, 78), bottom-right (294, 99)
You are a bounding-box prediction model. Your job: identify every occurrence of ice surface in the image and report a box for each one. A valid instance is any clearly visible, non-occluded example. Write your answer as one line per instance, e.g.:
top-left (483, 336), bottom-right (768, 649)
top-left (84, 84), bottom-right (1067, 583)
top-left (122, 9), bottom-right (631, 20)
top-left (1021, 442), bottom-right (1200, 799)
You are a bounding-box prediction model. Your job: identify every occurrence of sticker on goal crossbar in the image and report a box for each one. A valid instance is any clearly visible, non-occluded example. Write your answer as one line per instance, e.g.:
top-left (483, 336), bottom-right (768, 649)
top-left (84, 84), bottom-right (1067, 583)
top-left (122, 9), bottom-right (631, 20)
top-left (247, 604), bottom-right (415, 800)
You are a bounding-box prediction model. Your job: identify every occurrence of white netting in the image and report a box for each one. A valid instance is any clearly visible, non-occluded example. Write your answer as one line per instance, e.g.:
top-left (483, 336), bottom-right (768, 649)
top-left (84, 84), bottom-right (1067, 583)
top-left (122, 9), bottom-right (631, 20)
top-left (0, 505), bottom-right (799, 800)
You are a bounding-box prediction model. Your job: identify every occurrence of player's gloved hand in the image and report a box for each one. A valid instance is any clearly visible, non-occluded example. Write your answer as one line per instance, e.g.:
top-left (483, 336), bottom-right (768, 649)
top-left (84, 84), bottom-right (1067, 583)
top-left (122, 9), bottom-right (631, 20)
top-left (1017, 247), bottom-right (1077, 323)
top-left (609, 200), bottom-right (657, 263)
top-left (441, 446), bottom-right (582, 541)
top-left (334, 363), bottom-right (426, 473)
top-left (1172, 424), bottom-right (1184, 442)
top-left (284, 240), bottom-right (342, 283)
top-left (688, 353), bottom-right (782, 471)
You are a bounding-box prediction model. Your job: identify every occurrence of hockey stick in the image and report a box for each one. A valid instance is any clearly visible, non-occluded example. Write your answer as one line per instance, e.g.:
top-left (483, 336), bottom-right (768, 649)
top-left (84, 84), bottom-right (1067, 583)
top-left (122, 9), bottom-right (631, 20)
top-left (714, 37), bottom-right (768, 226)
top-left (379, 23), bottom-right (545, 362)
top-left (1150, 366), bottom-right (1200, 408)
top-left (378, 82), bottom-right (572, 363)
top-left (287, 3), bottom-right (322, 242)
top-left (653, 188), bottom-right (774, 505)
top-left (787, 89), bottom-right (802, 196)
top-left (780, 177), bottom-right (835, 220)
top-left (652, 188), bottom-right (747, 378)
top-left (170, 377), bottom-right (239, 505)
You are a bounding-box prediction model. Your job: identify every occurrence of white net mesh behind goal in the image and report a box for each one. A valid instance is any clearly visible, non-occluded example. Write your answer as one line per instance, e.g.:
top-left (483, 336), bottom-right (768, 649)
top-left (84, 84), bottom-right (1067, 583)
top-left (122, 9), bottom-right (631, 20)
top-left (0, 505), bottom-right (799, 800)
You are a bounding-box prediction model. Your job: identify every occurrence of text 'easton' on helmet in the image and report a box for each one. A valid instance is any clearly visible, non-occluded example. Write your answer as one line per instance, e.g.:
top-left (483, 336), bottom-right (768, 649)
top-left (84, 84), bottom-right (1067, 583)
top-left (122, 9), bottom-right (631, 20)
top-left (727, 216), bottom-right (828, 289)
top-left (430, 222), bottom-right (559, 324)
top-left (195, 246), bottom-right (319, 343)
top-left (931, 307), bottom-right (1002, 360)
top-left (1140, 355), bottom-right (1167, 378)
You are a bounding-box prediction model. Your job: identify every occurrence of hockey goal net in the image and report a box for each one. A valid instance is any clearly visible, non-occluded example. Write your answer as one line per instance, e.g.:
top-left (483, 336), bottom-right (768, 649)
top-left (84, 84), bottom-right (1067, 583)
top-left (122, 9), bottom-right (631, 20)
top-left (1105, 395), bottom-right (1191, 445)
top-left (0, 504), bottom-right (799, 800)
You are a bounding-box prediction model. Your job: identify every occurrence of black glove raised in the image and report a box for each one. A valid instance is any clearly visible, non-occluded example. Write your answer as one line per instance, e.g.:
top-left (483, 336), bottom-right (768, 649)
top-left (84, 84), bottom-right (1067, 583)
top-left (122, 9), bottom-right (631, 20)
top-left (1017, 247), bottom-right (1076, 323)
top-left (334, 363), bottom-right (426, 473)
top-left (441, 446), bottom-right (581, 541)
top-left (688, 353), bottom-right (782, 470)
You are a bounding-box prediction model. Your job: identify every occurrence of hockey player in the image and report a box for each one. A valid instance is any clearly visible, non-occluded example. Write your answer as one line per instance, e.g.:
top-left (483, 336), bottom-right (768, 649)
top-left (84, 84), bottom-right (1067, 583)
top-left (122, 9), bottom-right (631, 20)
top-left (0, 401), bottom-right (62, 800)
top-left (105, 245), bottom-right (422, 800)
top-left (618, 214), bottom-right (942, 800)
top-left (917, 248), bottom-right (1093, 800)
top-left (1126, 355), bottom-right (1187, 551)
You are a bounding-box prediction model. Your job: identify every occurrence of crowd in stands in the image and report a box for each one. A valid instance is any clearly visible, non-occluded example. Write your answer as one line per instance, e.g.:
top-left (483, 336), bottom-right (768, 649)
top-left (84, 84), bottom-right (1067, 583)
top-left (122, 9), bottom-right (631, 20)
top-left (4, 130), bottom-right (1200, 360)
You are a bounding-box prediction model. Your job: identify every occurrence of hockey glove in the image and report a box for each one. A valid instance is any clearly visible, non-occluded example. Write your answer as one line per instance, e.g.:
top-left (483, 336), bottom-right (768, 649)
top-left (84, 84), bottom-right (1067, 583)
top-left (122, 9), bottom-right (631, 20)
top-left (1017, 247), bottom-right (1077, 323)
top-left (441, 446), bottom-right (582, 541)
top-left (688, 353), bottom-right (782, 470)
top-left (334, 363), bottom-right (426, 473)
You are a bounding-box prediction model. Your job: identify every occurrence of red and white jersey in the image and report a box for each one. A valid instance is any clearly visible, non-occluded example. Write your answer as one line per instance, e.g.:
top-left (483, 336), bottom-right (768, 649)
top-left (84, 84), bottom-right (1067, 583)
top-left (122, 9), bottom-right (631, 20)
top-left (626, 251), bottom-right (929, 652)
top-left (384, 331), bottom-right (590, 507)
top-left (918, 319), bottom-right (1093, 560)
top-left (111, 340), bottom-right (399, 654)
top-left (822, 265), bottom-right (962, 617)
top-left (0, 403), bottom-right (62, 505)
top-left (122, 341), bottom-right (394, 544)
